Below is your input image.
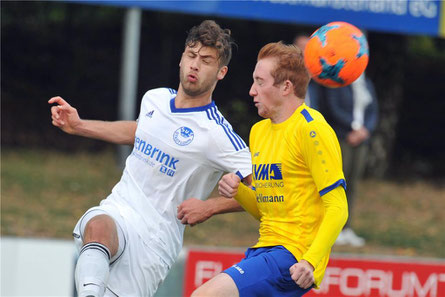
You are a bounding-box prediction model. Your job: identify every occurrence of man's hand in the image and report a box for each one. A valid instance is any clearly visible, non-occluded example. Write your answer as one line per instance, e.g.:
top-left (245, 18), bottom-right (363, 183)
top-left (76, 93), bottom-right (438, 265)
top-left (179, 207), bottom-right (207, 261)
top-left (289, 259), bottom-right (315, 289)
top-left (218, 173), bottom-right (240, 198)
top-left (48, 96), bottom-right (82, 134)
top-left (177, 198), bottom-right (212, 227)
top-left (347, 127), bottom-right (370, 147)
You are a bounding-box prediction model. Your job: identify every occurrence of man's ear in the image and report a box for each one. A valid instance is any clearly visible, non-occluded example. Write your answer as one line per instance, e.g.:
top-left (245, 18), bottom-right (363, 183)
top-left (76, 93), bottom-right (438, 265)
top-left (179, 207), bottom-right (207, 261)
top-left (217, 66), bottom-right (228, 80)
top-left (179, 52), bottom-right (185, 67)
top-left (282, 80), bottom-right (293, 95)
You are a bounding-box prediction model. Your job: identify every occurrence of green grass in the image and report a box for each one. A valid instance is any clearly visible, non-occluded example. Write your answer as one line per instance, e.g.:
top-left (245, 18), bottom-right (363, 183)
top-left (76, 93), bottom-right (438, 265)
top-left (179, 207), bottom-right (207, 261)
top-left (2, 149), bottom-right (444, 258)
top-left (1, 149), bottom-right (121, 238)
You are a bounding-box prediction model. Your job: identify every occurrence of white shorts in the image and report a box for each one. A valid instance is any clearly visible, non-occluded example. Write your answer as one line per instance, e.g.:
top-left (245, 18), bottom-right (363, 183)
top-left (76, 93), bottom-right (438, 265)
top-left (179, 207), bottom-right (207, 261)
top-left (73, 199), bottom-right (170, 297)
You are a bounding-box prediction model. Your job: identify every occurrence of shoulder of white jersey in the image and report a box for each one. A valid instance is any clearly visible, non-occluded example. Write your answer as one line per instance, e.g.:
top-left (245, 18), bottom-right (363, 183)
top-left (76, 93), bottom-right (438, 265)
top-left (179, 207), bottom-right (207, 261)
top-left (204, 106), bottom-right (247, 152)
top-left (142, 87), bottom-right (177, 103)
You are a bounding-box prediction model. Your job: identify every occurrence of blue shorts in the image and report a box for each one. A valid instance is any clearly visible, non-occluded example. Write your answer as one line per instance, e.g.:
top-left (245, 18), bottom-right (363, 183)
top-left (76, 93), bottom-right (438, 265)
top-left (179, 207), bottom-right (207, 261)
top-left (224, 246), bottom-right (312, 297)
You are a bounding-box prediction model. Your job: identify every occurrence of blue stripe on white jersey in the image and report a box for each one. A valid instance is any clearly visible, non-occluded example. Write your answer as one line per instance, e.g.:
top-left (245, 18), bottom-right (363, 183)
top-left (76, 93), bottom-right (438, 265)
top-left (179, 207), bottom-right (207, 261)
top-left (211, 107), bottom-right (245, 150)
top-left (206, 107), bottom-right (246, 151)
top-left (167, 88), bottom-right (177, 95)
top-left (214, 107), bottom-right (247, 150)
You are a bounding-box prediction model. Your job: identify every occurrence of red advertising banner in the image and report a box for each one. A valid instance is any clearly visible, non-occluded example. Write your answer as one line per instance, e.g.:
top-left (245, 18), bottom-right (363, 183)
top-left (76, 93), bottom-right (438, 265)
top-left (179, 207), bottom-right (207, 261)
top-left (183, 249), bottom-right (244, 297)
top-left (183, 249), bottom-right (445, 297)
top-left (307, 257), bottom-right (445, 297)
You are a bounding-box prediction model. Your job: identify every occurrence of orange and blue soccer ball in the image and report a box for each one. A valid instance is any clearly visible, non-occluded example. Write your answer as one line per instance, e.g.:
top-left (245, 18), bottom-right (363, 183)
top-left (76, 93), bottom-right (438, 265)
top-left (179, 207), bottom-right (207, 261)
top-left (304, 21), bottom-right (369, 88)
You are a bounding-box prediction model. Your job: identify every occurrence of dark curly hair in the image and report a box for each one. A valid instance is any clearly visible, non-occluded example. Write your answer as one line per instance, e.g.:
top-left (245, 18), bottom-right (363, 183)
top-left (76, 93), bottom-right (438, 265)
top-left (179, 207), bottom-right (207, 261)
top-left (185, 20), bottom-right (235, 67)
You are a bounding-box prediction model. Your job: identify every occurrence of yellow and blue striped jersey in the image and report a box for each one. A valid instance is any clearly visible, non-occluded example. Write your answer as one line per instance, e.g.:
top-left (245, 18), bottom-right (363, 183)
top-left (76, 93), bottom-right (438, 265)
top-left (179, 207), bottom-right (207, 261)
top-left (249, 103), bottom-right (345, 287)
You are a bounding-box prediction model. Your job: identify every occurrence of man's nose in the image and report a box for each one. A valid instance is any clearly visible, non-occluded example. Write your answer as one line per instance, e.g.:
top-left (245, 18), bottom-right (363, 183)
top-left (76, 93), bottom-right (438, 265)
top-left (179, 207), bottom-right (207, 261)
top-left (249, 84), bottom-right (257, 97)
top-left (190, 58), bottom-right (199, 70)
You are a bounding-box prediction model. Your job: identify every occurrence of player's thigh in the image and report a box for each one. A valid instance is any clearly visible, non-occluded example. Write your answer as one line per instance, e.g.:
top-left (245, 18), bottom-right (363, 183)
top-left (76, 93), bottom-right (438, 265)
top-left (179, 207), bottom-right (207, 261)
top-left (73, 207), bottom-right (122, 256)
top-left (192, 273), bottom-right (239, 297)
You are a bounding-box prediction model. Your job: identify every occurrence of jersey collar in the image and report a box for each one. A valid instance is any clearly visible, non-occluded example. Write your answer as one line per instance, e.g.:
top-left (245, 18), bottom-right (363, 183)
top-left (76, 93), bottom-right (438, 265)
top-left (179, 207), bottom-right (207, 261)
top-left (271, 103), bottom-right (308, 130)
top-left (170, 97), bottom-right (216, 113)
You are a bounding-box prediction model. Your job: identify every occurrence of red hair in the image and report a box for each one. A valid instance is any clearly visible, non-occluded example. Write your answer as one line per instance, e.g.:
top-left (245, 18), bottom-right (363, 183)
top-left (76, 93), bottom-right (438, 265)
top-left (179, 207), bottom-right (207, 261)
top-left (258, 42), bottom-right (310, 98)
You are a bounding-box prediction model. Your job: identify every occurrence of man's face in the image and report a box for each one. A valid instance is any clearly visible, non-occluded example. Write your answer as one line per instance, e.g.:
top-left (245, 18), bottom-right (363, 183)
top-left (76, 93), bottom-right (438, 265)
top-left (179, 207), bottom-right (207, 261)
top-left (249, 57), bottom-right (283, 119)
top-left (179, 43), bottom-right (227, 97)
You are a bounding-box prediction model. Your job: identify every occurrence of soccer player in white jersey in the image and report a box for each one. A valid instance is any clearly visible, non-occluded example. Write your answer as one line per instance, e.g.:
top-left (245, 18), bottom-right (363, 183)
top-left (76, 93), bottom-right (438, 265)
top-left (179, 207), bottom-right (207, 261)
top-left (49, 20), bottom-right (252, 297)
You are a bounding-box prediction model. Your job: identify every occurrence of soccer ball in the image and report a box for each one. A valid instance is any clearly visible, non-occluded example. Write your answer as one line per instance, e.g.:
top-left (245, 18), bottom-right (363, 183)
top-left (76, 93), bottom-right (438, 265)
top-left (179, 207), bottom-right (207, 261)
top-left (304, 21), bottom-right (369, 88)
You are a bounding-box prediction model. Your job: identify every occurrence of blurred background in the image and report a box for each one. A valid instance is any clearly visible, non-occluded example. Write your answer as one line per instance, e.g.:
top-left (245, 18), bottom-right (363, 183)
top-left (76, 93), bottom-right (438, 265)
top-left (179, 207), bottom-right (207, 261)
top-left (2, 1), bottom-right (445, 296)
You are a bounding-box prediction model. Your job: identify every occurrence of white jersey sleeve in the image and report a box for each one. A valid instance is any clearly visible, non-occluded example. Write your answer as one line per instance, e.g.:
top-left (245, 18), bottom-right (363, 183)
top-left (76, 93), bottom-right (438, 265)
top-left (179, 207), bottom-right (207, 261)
top-left (204, 107), bottom-right (252, 180)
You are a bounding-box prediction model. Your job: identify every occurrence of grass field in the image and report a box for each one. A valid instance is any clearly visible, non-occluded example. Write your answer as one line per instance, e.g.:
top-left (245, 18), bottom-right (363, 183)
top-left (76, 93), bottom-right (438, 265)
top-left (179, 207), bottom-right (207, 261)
top-left (2, 149), bottom-right (444, 258)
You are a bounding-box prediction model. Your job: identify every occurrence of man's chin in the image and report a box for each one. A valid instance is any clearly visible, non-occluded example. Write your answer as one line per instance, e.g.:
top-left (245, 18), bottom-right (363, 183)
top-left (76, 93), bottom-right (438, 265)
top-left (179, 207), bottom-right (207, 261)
top-left (183, 88), bottom-right (204, 97)
top-left (257, 111), bottom-right (268, 119)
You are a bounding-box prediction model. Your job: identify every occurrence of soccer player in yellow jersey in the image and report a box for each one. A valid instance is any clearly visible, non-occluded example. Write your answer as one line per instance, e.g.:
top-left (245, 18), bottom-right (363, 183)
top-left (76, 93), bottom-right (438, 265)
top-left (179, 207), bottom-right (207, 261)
top-left (192, 42), bottom-right (348, 297)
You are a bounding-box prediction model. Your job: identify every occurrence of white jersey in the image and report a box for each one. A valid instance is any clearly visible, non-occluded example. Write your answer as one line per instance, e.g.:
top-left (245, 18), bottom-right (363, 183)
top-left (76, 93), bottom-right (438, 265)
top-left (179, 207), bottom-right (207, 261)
top-left (109, 87), bottom-right (252, 266)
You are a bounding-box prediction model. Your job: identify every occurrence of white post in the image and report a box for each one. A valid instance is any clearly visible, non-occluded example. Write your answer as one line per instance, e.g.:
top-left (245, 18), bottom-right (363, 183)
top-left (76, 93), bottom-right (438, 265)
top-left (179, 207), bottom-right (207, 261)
top-left (117, 7), bottom-right (141, 167)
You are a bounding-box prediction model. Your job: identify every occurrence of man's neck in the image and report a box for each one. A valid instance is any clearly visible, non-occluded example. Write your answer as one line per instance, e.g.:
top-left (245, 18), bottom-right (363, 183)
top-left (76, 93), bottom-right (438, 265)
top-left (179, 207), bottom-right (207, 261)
top-left (175, 87), bottom-right (212, 109)
top-left (270, 98), bottom-right (304, 124)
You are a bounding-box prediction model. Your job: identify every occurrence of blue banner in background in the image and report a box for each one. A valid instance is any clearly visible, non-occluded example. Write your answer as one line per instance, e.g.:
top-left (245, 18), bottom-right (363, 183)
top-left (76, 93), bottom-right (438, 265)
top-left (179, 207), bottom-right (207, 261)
top-left (76, 0), bottom-right (445, 38)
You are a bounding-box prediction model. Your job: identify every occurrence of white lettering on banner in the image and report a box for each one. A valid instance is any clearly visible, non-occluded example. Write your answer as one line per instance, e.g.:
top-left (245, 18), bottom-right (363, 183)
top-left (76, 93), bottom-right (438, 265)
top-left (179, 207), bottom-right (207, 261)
top-left (260, 0), bottom-right (438, 18)
top-left (410, 272), bottom-right (437, 297)
top-left (386, 272), bottom-right (407, 297)
top-left (315, 267), bottom-right (445, 297)
top-left (194, 261), bottom-right (222, 287)
top-left (369, 0), bottom-right (407, 15)
top-left (365, 269), bottom-right (387, 296)
top-left (340, 268), bottom-right (365, 296)
top-left (409, 0), bottom-right (437, 18)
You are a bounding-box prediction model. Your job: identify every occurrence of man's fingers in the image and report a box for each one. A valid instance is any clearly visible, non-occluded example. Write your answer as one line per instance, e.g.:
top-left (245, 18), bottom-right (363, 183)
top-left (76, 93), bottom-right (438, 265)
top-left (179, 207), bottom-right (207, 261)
top-left (230, 173), bottom-right (241, 183)
top-left (291, 267), bottom-right (314, 289)
top-left (52, 120), bottom-right (61, 127)
top-left (177, 206), bottom-right (184, 219)
top-left (57, 104), bottom-right (73, 112)
top-left (219, 182), bottom-right (233, 195)
top-left (229, 173), bottom-right (241, 187)
top-left (219, 186), bottom-right (236, 198)
top-left (290, 266), bottom-right (302, 282)
top-left (50, 106), bottom-right (60, 118)
top-left (219, 173), bottom-right (241, 198)
top-left (299, 276), bottom-right (314, 289)
top-left (48, 96), bottom-right (69, 107)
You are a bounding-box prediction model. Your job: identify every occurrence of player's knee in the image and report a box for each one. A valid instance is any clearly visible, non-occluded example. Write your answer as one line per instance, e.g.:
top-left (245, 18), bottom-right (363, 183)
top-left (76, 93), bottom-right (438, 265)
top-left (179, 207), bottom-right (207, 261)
top-left (83, 215), bottom-right (118, 256)
top-left (191, 274), bottom-right (238, 297)
top-left (191, 285), bottom-right (214, 297)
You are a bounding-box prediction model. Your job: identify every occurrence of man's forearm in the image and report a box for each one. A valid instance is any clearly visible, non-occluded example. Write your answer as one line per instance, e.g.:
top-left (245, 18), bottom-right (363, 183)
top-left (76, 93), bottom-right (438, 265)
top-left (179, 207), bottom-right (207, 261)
top-left (74, 120), bottom-right (137, 145)
top-left (206, 196), bottom-right (244, 216)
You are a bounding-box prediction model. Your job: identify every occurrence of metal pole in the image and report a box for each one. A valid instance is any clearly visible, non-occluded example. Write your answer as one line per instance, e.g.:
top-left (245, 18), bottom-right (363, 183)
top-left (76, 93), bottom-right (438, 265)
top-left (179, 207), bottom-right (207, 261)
top-left (117, 7), bottom-right (141, 167)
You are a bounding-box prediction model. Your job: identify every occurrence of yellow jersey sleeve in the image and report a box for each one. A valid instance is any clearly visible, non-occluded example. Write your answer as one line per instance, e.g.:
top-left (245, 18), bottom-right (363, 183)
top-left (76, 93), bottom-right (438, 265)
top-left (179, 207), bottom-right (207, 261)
top-left (302, 186), bottom-right (348, 268)
top-left (234, 183), bottom-right (261, 220)
top-left (295, 110), bottom-right (346, 195)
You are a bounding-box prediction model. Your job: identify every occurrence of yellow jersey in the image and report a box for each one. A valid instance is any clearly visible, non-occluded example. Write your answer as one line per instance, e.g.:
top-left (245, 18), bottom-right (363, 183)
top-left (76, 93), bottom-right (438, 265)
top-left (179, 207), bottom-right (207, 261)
top-left (249, 103), bottom-right (345, 287)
